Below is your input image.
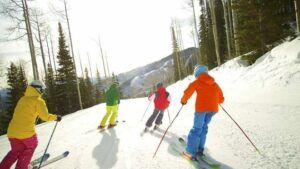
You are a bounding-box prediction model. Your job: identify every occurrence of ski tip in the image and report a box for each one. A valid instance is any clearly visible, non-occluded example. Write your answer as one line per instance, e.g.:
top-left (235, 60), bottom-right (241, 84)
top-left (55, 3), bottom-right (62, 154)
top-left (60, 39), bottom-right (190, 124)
top-left (63, 151), bottom-right (70, 156)
top-left (179, 137), bottom-right (185, 142)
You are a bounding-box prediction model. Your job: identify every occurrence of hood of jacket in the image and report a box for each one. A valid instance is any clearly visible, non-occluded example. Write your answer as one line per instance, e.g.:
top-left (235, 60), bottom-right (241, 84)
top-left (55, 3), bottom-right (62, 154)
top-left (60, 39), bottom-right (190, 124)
top-left (24, 86), bottom-right (41, 97)
top-left (196, 73), bottom-right (215, 85)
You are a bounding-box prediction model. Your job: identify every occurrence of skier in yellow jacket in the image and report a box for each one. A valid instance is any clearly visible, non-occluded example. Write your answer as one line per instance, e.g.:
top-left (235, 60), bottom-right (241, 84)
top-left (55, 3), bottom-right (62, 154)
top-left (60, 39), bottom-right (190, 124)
top-left (0, 80), bottom-right (62, 169)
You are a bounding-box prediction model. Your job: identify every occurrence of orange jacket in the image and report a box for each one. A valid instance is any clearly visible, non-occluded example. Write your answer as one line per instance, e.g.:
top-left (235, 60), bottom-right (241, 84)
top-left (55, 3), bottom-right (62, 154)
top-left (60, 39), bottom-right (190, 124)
top-left (181, 73), bottom-right (224, 113)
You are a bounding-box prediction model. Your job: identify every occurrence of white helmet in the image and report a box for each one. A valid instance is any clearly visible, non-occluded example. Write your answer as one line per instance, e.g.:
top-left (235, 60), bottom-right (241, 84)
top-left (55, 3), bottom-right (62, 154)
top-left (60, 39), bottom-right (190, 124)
top-left (30, 80), bottom-right (46, 93)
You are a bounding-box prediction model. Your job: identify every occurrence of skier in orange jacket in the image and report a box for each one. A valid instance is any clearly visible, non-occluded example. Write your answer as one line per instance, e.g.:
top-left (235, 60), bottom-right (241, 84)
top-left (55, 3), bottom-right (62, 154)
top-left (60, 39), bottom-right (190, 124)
top-left (181, 64), bottom-right (224, 160)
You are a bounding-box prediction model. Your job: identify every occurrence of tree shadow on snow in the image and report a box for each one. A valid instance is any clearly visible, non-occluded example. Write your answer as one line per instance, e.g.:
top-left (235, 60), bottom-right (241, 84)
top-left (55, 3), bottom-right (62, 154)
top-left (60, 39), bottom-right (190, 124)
top-left (92, 129), bottom-right (119, 169)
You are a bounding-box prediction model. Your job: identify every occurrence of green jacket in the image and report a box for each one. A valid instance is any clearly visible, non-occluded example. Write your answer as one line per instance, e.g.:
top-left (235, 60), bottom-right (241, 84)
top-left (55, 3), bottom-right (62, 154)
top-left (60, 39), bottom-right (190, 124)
top-left (105, 83), bottom-right (120, 106)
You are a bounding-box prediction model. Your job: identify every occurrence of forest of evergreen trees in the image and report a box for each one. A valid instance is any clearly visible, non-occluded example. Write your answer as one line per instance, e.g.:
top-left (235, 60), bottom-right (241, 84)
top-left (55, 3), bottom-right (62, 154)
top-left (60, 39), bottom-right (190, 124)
top-left (171, 0), bottom-right (299, 81)
top-left (198, 0), bottom-right (299, 67)
top-left (0, 22), bottom-right (121, 135)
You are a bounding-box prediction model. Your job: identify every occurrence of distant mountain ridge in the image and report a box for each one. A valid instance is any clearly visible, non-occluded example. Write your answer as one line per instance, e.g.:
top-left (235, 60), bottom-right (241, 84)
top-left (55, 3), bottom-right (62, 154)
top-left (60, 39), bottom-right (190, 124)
top-left (117, 47), bottom-right (197, 98)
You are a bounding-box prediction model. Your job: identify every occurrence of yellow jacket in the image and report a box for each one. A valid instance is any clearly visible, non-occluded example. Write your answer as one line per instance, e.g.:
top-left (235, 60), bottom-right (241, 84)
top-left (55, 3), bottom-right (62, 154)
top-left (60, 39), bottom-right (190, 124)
top-left (7, 86), bottom-right (57, 139)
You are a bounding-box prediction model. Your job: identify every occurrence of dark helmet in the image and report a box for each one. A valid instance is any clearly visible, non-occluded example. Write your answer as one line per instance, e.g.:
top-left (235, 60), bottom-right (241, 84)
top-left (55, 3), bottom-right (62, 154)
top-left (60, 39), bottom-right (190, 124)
top-left (156, 82), bottom-right (163, 88)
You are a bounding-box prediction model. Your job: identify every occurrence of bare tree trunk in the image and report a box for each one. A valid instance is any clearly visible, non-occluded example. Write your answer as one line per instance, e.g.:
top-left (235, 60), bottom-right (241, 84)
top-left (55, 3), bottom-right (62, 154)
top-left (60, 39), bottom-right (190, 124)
top-left (191, 0), bottom-right (199, 46)
top-left (258, 8), bottom-right (265, 52)
top-left (231, 0), bottom-right (240, 56)
top-left (191, 0), bottom-right (200, 64)
top-left (104, 51), bottom-right (110, 77)
top-left (171, 25), bottom-right (182, 80)
top-left (295, 0), bottom-right (300, 33)
top-left (22, 0), bottom-right (39, 80)
top-left (227, 0), bottom-right (235, 53)
top-left (63, 0), bottom-right (82, 110)
top-left (50, 33), bottom-right (57, 74)
top-left (77, 52), bottom-right (84, 77)
top-left (35, 17), bottom-right (47, 77)
top-left (191, 30), bottom-right (198, 65)
top-left (175, 20), bottom-right (186, 77)
top-left (45, 35), bottom-right (53, 69)
top-left (98, 37), bottom-right (107, 78)
top-left (87, 53), bottom-right (93, 82)
top-left (222, 0), bottom-right (232, 59)
top-left (208, 0), bottom-right (221, 66)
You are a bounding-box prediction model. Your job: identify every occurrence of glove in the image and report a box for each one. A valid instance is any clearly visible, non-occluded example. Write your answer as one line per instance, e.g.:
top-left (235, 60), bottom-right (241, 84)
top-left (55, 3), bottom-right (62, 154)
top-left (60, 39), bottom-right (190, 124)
top-left (56, 115), bottom-right (62, 122)
top-left (181, 101), bottom-right (187, 105)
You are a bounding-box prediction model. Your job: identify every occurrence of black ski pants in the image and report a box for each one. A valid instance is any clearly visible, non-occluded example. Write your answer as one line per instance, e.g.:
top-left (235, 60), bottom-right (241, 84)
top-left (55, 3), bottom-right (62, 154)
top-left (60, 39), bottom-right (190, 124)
top-left (146, 108), bottom-right (165, 127)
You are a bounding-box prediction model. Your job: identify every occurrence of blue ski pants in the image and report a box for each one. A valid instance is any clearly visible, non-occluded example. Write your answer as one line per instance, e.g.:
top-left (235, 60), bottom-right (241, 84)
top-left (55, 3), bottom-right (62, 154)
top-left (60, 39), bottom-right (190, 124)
top-left (186, 112), bottom-right (215, 157)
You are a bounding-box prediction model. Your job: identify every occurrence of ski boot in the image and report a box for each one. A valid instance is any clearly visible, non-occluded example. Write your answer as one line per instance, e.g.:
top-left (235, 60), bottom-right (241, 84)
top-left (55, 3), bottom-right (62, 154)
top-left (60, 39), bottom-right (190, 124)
top-left (108, 123), bottom-right (117, 128)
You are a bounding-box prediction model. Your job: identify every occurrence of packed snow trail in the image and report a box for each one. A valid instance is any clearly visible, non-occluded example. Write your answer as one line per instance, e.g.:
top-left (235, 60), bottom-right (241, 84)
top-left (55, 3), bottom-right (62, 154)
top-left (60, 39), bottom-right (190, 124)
top-left (0, 37), bottom-right (299, 169)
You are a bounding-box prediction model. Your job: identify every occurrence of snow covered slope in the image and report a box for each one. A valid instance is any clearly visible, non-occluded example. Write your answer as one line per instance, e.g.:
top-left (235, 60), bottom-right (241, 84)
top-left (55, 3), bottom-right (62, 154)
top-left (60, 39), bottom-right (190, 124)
top-left (0, 37), bottom-right (299, 169)
top-left (211, 36), bottom-right (300, 106)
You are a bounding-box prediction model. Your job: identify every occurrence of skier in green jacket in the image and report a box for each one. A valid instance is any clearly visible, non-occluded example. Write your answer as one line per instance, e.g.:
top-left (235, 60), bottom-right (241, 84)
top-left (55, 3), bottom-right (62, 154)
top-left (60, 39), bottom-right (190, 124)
top-left (98, 82), bottom-right (120, 129)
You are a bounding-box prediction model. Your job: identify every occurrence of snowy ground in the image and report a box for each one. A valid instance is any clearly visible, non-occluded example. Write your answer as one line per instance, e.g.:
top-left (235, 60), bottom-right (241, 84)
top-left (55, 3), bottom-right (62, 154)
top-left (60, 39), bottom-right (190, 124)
top-left (0, 37), bottom-right (300, 169)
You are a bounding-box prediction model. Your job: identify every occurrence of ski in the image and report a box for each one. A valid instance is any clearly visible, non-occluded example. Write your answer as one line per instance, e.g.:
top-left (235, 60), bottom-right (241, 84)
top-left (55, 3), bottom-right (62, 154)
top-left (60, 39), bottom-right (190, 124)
top-left (141, 125), bottom-right (165, 137)
top-left (152, 126), bottom-right (165, 133)
top-left (140, 127), bottom-right (149, 136)
top-left (32, 151), bottom-right (69, 169)
top-left (170, 138), bottom-right (205, 169)
top-left (198, 156), bottom-right (221, 169)
top-left (99, 120), bottom-right (125, 132)
top-left (99, 124), bottom-right (117, 132)
top-left (178, 137), bottom-right (221, 169)
top-left (30, 153), bottom-right (50, 167)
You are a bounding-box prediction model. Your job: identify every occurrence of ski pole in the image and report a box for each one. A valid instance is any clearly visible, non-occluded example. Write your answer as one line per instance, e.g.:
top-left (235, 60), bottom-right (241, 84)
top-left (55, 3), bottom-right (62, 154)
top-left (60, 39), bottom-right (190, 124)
top-left (140, 101), bottom-right (151, 122)
top-left (167, 108), bottom-right (171, 124)
top-left (37, 121), bottom-right (59, 169)
top-left (220, 105), bottom-right (262, 155)
top-left (153, 105), bottom-right (183, 158)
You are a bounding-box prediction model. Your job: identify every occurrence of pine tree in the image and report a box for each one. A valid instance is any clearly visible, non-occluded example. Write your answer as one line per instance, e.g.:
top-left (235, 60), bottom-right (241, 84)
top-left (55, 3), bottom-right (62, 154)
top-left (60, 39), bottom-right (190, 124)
top-left (18, 65), bottom-right (27, 94)
top-left (199, 0), bottom-right (209, 66)
top-left (199, 0), bottom-right (218, 69)
top-left (6, 63), bottom-right (19, 115)
top-left (95, 69), bottom-right (104, 103)
top-left (215, 0), bottom-right (227, 63)
top-left (233, 0), bottom-right (294, 64)
top-left (79, 77), bottom-right (87, 108)
top-left (0, 110), bottom-right (10, 135)
top-left (45, 63), bottom-right (56, 113)
top-left (3, 63), bottom-right (28, 135)
top-left (55, 22), bottom-right (79, 115)
top-left (84, 68), bottom-right (94, 107)
top-left (0, 94), bottom-right (3, 111)
top-left (6, 63), bottom-right (27, 114)
top-left (0, 93), bottom-right (10, 135)
top-left (171, 25), bottom-right (182, 81)
top-left (296, 0), bottom-right (300, 33)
